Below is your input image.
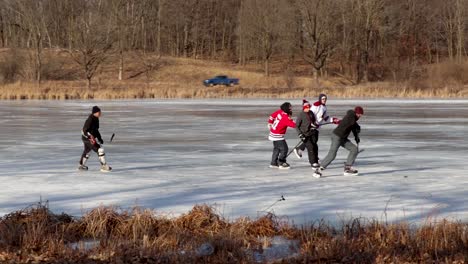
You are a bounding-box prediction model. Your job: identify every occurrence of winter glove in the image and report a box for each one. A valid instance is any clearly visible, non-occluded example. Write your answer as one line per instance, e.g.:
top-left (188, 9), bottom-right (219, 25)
top-left (332, 118), bottom-right (341, 125)
top-left (355, 123), bottom-right (361, 134)
top-left (88, 134), bottom-right (97, 145)
top-left (299, 134), bottom-right (306, 141)
top-left (355, 136), bottom-right (360, 144)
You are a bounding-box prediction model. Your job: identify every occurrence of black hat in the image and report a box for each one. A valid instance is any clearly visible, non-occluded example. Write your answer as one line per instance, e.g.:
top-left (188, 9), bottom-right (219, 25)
top-left (318, 93), bottom-right (327, 102)
top-left (280, 102), bottom-right (292, 115)
top-left (92, 106), bottom-right (101, 114)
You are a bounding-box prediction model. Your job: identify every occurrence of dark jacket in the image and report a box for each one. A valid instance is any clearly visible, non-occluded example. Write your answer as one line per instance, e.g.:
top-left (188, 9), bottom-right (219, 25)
top-left (82, 114), bottom-right (102, 141)
top-left (333, 110), bottom-right (360, 139)
top-left (296, 111), bottom-right (317, 137)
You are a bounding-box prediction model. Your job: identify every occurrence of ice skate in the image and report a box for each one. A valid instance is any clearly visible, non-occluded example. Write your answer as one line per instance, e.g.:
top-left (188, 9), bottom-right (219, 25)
top-left (278, 162), bottom-right (290, 169)
top-left (78, 154), bottom-right (89, 171)
top-left (78, 165), bottom-right (88, 171)
top-left (312, 168), bottom-right (322, 178)
top-left (97, 148), bottom-right (112, 172)
top-left (100, 164), bottom-right (112, 172)
top-left (344, 163), bottom-right (358, 176)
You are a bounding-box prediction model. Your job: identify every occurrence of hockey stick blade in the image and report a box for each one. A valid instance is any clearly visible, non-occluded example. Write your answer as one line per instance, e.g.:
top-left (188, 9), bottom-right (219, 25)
top-left (286, 140), bottom-right (305, 158)
top-left (110, 133), bottom-right (115, 143)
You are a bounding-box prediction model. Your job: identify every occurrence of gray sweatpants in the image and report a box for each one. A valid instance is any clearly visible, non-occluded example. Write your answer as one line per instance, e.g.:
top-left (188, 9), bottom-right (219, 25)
top-left (321, 134), bottom-right (358, 168)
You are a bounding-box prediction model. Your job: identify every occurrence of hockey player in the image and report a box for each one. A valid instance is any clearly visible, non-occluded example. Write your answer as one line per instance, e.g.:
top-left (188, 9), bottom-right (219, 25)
top-left (295, 99), bottom-right (321, 178)
top-left (268, 102), bottom-right (296, 169)
top-left (78, 106), bottom-right (112, 172)
top-left (294, 94), bottom-right (340, 159)
top-left (320, 106), bottom-right (364, 176)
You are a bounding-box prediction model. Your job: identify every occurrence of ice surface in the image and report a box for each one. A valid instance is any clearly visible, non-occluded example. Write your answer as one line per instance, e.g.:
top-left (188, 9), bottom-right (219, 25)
top-left (0, 99), bottom-right (467, 225)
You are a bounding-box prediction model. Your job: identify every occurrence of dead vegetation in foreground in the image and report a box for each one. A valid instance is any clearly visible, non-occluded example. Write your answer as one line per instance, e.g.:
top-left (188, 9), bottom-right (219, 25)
top-left (0, 203), bottom-right (466, 263)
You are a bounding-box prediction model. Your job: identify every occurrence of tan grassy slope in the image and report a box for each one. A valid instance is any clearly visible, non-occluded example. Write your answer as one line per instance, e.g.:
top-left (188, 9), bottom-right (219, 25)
top-left (1, 50), bottom-right (468, 99)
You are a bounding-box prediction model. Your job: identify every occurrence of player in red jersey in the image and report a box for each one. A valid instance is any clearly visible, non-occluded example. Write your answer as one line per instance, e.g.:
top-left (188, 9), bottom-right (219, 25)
top-left (267, 102), bottom-right (296, 169)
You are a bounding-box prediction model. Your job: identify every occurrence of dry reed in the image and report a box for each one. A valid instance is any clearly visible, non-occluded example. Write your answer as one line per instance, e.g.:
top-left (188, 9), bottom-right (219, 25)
top-left (1, 51), bottom-right (468, 100)
top-left (0, 202), bottom-right (466, 263)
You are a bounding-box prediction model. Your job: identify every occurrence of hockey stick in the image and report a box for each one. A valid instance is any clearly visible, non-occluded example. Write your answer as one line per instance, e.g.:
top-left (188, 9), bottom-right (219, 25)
top-left (286, 139), bottom-right (305, 158)
top-left (260, 195), bottom-right (286, 213)
top-left (110, 133), bottom-right (115, 143)
top-left (357, 143), bottom-right (365, 153)
top-left (320, 122), bottom-right (334, 126)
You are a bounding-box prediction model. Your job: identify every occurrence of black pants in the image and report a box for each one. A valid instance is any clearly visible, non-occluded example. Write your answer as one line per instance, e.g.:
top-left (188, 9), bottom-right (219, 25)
top-left (80, 137), bottom-right (101, 165)
top-left (271, 140), bottom-right (288, 166)
top-left (297, 130), bottom-right (319, 165)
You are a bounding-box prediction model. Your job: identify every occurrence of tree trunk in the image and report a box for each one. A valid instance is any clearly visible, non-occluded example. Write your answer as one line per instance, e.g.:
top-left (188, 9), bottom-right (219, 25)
top-left (212, 8), bottom-right (217, 58)
top-left (362, 51), bottom-right (369, 82)
top-left (313, 67), bottom-right (319, 83)
top-left (142, 17), bottom-right (146, 53)
top-left (455, 0), bottom-right (464, 64)
top-left (183, 22), bottom-right (188, 57)
top-left (118, 49), bottom-right (123, 81)
top-left (35, 34), bottom-right (42, 84)
top-left (176, 20), bottom-right (180, 57)
top-left (157, 0), bottom-right (162, 57)
top-left (221, 17), bottom-right (226, 51)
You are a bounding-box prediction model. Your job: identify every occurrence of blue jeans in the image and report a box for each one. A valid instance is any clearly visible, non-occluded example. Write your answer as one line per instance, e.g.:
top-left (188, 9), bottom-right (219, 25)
top-left (271, 140), bottom-right (288, 165)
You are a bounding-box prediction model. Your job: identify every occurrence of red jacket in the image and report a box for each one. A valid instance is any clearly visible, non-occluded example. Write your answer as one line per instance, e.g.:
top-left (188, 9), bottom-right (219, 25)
top-left (268, 109), bottom-right (296, 141)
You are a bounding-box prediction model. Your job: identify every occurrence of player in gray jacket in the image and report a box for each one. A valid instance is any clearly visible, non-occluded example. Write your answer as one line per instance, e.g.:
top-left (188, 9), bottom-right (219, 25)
top-left (295, 100), bottom-right (321, 178)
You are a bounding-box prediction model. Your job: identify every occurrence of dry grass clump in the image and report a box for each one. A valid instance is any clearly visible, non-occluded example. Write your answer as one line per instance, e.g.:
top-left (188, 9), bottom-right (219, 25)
top-left (295, 218), bottom-right (468, 263)
top-left (0, 202), bottom-right (75, 251)
top-left (175, 205), bottom-right (228, 235)
top-left (0, 202), bottom-right (467, 263)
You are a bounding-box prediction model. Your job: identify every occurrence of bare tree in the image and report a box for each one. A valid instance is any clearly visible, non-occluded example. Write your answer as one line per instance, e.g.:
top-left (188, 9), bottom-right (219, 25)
top-left (348, 0), bottom-right (385, 83)
top-left (0, 0), bottom-right (467, 86)
top-left (447, 0), bottom-right (467, 63)
top-left (296, 0), bottom-right (339, 82)
top-left (239, 0), bottom-right (293, 76)
top-left (67, 1), bottom-right (115, 89)
top-left (6, 0), bottom-right (49, 83)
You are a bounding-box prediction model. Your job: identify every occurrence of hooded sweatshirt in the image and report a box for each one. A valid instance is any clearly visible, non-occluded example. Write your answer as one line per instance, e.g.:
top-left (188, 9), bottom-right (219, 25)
top-left (311, 101), bottom-right (338, 128)
top-left (333, 110), bottom-right (360, 139)
top-left (295, 111), bottom-right (317, 137)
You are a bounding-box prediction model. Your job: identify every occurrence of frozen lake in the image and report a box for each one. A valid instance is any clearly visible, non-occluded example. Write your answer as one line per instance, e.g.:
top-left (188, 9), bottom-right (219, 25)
top-left (0, 99), bottom-right (467, 225)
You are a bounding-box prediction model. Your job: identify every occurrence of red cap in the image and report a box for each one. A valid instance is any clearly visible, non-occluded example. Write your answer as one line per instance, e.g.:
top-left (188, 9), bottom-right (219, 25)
top-left (355, 106), bottom-right (364, 115)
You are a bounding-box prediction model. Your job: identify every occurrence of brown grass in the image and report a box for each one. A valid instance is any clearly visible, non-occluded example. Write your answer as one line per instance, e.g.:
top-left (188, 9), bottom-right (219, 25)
top-left (1, 49), bottom-right (468, 100)
top-left (0, 202), bottom-right (466, 263)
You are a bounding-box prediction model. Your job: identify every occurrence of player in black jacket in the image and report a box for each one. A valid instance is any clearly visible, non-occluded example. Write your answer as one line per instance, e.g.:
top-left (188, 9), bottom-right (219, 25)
top-left (320, 106), bottom-right (364, 176)
top-left (79, 106), bottom-right (112, 172)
